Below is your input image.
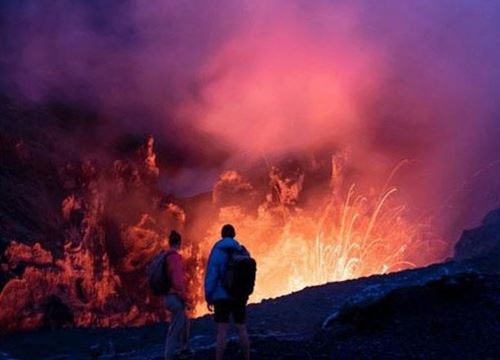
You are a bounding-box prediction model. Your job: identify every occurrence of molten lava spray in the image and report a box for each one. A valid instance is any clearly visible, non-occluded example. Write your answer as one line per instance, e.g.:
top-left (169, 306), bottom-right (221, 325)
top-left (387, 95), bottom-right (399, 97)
top-left (189, 156), bottom-right (446, 315)
top-left (2, 0), bottom-right (500, 311)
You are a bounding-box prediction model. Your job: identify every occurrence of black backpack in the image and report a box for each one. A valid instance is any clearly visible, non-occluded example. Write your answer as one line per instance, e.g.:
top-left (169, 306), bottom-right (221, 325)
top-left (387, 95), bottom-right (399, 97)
top-left (147, 251), bottom-right (173, 296)
top-left (223, 246), bottom-right (257, 300)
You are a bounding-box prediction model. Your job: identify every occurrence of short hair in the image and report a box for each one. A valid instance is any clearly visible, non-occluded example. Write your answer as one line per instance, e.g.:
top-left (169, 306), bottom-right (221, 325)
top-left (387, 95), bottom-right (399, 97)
top-left (169, 230), bottom-right (182, 246)
top-left (221, 224), bottom-right (236, 238)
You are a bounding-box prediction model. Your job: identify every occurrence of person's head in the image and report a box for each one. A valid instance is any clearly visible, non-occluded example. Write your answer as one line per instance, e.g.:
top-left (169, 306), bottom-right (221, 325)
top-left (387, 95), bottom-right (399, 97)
top-left (221, 224), bottom-right (236, 239)
top-left (168, 230), bottom-right (182, 249)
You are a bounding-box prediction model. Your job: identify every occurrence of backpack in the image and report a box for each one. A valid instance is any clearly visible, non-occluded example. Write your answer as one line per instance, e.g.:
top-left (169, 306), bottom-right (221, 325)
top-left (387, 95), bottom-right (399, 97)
top-left (223, 246), bottom-right (257, 300)
top-left (147, 251), bottom-right (172, 296)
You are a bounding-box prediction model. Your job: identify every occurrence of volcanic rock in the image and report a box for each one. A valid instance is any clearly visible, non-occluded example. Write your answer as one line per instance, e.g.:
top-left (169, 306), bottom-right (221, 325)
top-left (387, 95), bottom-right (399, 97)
top-left (454, 208), bottom-right (500, 260)
top-left (3, 258), bottom-right (500, 359)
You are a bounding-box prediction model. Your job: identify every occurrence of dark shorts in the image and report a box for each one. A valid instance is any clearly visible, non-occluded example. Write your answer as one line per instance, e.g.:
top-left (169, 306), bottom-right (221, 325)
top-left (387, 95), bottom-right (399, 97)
top-left (214, 300), bottom-right (247, 324)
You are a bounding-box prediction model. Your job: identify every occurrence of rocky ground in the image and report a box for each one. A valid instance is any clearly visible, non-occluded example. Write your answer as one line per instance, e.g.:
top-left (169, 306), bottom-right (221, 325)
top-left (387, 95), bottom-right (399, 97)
top-left (2, 254), bottom-right (500, 360)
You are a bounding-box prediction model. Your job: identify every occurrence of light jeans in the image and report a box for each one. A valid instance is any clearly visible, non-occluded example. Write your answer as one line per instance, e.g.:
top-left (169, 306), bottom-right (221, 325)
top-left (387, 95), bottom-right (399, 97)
top-left (164, 294), bottom-right (188, 360)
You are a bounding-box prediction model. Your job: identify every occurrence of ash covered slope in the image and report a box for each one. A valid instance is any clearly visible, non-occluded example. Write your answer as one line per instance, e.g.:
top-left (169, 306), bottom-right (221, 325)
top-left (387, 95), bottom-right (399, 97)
top-left (2, 209), bottom-right (500, 360)
top-left (0, 97), bottom-right (195, 334)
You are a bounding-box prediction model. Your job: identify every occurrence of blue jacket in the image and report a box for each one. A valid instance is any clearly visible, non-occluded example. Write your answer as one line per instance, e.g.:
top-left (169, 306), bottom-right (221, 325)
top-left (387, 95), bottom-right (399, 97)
top-left (204, 237), bottom-right (246, 304)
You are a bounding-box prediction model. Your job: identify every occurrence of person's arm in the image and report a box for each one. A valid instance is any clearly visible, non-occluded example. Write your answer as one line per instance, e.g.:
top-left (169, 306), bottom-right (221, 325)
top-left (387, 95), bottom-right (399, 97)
top-left (168, 253), bottom-right (187, 301)
top-left (204, 248), bottom-right (221, 305)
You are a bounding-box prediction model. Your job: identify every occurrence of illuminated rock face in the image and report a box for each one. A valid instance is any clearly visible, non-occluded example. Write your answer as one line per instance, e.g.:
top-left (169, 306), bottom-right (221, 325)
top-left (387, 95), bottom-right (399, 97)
top-left (0, 133), bottom-right (189, 335)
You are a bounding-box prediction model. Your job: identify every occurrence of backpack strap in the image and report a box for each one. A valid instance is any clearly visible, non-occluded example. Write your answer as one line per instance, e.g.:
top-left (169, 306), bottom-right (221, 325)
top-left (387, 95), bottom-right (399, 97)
top-left (222, 244), bottom-right (246, 254)
top-left (240, 245), bottom-right (250, 256)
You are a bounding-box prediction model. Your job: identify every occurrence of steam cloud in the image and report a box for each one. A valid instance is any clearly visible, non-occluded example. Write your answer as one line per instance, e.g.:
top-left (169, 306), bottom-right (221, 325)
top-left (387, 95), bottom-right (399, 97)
top-left (1, 0), bottom-right (500, 232)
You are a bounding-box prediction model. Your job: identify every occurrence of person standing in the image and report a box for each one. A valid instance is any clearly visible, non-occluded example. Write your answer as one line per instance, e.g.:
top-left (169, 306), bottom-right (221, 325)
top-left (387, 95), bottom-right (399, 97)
top-left (204, 224), bottom-right (254, 360)
top-left (164, 230), bottom-right (192, 360)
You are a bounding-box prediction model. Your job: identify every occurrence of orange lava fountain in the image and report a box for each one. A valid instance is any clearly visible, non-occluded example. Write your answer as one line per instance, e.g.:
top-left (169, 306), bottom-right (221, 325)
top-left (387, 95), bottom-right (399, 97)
top-left (194, 157), bottom-right (443, 315)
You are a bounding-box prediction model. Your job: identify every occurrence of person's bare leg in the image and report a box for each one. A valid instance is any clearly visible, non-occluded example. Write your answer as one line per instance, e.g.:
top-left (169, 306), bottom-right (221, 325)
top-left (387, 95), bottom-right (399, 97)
top-left (216, 323), bottom-right (229, 360)
top-left (236, 324), bottom-right (250, 360)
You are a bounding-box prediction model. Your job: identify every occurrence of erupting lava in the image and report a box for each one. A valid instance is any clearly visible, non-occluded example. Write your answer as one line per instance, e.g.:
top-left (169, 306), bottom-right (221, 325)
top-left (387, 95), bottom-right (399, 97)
top-left (0, 130), bottom-right (447, 332)
top-left (2, 0), bottom-right (500, 339)
top-left (194, 155), bottom-right (444, 314)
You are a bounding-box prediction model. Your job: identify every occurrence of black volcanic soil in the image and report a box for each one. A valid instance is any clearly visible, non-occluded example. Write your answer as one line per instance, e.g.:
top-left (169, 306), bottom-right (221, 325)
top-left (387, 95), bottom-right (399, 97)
top-left (2, 256), bottom-right (500, 360)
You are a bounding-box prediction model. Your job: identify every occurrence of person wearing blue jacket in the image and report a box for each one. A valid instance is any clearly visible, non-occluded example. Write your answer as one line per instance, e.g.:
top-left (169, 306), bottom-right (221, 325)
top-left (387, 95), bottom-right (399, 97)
top-left (204, 224), bottom-right (250, 360)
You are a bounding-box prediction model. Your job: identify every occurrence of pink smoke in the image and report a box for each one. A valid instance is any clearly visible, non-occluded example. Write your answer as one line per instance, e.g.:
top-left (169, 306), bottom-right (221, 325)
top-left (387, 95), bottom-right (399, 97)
top-left (2, 0), bottom-right (500, 234)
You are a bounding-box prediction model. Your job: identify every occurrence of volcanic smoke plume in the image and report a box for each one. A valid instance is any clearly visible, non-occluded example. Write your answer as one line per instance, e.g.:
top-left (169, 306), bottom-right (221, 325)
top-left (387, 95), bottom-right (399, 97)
top-left (1, 0), bottom-right (500, 331)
